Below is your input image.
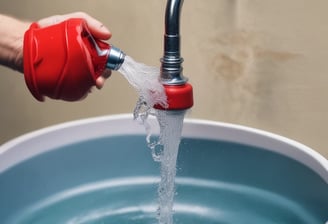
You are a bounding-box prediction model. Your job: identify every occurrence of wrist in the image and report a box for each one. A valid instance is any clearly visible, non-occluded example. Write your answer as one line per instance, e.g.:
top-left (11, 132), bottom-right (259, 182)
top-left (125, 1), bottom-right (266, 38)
top-left (0, 15), bottom-right (30, 72)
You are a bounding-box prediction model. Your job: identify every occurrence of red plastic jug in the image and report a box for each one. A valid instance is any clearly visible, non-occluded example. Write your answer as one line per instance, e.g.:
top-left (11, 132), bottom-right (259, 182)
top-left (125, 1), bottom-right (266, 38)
top-left (23, 18), bottom-right (124, 101)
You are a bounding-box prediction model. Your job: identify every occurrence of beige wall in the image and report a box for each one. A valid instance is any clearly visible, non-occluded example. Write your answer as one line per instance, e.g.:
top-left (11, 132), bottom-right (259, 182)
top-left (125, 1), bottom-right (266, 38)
top-left (0, 0), bottom-right (327, 158)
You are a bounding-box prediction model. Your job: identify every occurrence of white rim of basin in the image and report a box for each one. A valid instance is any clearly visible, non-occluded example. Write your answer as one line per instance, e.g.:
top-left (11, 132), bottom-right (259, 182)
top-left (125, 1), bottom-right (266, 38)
top-left (0, 113), bottom-right (327, 183)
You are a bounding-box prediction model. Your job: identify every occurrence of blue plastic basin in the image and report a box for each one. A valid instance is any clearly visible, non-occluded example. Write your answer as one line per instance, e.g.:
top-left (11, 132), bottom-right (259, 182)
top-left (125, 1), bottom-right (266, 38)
top-left (0, 114), bottom-right (327, 223)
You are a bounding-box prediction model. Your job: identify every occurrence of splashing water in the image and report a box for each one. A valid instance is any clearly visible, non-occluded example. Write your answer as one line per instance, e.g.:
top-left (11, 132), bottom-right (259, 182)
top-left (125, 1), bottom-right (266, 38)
top-left (118, 55), bottom-right (168, 142)
top-left (118, 56), bottom-right (186, 224)
top-left (118, 56), bottom-right (167, 111)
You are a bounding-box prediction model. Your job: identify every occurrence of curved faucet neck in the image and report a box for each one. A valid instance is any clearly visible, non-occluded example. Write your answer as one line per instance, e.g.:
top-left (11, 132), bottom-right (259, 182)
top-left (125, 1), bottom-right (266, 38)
top-left (160, 0), bottom-right (187, 85)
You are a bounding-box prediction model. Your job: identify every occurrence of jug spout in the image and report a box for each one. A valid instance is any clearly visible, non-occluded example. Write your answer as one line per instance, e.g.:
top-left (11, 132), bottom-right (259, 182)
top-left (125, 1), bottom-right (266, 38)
top-left (87, 33), bottom-right (125, 71)
top-left (92, 42), bottom-right (125, 71)
top-left (106, 45), bottom-right (125, 71)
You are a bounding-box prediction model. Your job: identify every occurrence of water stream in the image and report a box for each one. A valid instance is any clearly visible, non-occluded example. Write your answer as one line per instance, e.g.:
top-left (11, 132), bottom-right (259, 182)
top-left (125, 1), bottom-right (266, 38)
top-left (119, 56), bottom-right (185, 224)
top-left (154, 110), bottom-right (185, 224)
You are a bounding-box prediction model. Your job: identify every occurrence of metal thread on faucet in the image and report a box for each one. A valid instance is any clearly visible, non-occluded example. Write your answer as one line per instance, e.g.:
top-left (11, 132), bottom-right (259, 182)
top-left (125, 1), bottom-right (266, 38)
top-left (161, 0), bottom-right (187, 85)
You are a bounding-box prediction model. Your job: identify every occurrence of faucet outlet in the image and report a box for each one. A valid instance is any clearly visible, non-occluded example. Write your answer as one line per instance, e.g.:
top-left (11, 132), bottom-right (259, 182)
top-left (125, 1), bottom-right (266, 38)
top-left (158, 0), bottom-right (193, 110)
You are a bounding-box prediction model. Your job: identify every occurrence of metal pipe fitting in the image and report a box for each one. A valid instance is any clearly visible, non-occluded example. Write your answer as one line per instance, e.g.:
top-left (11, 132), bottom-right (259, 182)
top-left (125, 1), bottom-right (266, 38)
top-left (106, 45), bottom-right (126, 71)
top-left (88, 33), bottom-right (125, 71)
top-left (160, 0), bottom-right (187, 85)
top-left (155, 0), bottom-right (193, 110)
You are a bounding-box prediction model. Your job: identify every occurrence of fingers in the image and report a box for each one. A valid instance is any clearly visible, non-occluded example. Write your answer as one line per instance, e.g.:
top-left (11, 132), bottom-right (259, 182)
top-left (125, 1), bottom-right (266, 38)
top-left (96, 69), bottom-right (112, 89)
top-left (38, 12), bottom-right (111, 40)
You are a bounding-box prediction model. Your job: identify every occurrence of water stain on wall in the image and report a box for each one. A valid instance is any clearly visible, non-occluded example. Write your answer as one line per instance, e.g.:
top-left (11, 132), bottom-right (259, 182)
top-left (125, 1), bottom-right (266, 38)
top-left (202, 29), bottom-right (301, 122)
top-left (211, 30), bottom-right (300, 82)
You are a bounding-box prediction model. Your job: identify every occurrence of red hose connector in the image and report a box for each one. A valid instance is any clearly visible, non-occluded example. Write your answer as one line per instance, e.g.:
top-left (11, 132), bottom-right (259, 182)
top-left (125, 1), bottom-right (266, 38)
top-left (155, 83), bottom-right (193, 110)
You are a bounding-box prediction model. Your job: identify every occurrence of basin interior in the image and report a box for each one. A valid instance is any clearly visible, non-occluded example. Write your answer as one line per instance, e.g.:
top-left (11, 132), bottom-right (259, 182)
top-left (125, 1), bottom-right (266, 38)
top-left (0, 135), bottom-right (327, 224)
